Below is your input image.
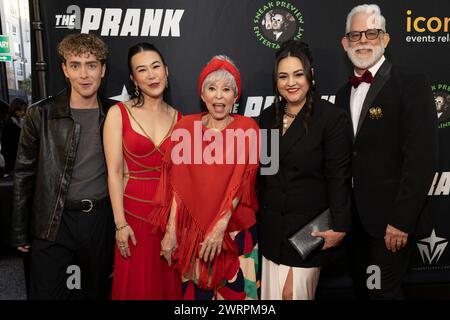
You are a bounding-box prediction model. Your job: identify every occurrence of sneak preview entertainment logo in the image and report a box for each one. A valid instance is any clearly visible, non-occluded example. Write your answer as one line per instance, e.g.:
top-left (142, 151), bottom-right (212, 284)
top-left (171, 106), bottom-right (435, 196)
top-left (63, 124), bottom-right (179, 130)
top-left (417, 229), bottom-right (448, 264)
top-left (55, 5), bottom-right (184, 37)
top-left (431, 84), bottom-right (450, 128)
top-left (405, 10), bottom-right (450, 44)
top-left (253, 1), bottom-right (304, 49)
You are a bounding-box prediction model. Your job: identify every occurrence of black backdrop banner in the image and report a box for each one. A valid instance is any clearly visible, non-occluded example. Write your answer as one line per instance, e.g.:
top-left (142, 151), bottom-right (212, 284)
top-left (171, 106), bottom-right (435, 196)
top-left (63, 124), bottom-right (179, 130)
top-left (37, 0), bottom-right (450, 284)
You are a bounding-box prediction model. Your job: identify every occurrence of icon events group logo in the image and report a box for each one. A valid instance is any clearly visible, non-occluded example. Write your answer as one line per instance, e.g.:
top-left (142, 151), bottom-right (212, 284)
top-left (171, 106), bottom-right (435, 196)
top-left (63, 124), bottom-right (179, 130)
top-left (253, 1), bottom-right (304, 49)
top-left (405, 10), bottom-right (450, 44)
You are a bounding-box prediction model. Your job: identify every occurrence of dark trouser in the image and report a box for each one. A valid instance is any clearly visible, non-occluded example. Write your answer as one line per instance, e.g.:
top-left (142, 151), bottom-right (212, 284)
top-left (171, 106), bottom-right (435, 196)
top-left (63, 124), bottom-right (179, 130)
top-left (23, 252), bottom-right (31, 296)
top-left (348, 215), bottom-right (414, 300)
top-left (29, 205), bottom-right (115, 300)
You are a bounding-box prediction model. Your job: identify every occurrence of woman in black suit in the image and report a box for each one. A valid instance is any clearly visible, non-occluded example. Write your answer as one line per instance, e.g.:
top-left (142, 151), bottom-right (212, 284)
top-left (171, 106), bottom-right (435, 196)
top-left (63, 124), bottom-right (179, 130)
top-left (258, 40), bottom-right (352, 300)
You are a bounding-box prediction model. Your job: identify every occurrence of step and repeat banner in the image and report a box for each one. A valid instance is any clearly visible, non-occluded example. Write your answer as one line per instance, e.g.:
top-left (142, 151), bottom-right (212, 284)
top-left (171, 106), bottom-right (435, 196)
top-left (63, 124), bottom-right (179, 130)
top-left (37, 0), bottom-right (450, 284)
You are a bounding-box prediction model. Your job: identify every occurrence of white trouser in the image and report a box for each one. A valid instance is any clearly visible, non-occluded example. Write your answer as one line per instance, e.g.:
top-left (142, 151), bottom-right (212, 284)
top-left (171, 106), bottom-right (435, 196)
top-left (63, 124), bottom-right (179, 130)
top-left (261, 256), bottom-right (321, 300)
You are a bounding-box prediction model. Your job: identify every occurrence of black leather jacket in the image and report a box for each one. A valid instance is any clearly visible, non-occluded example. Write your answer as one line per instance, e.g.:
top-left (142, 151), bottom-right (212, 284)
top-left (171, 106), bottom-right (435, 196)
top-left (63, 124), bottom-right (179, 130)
top-left (11, 90), bottom-right (111, 246)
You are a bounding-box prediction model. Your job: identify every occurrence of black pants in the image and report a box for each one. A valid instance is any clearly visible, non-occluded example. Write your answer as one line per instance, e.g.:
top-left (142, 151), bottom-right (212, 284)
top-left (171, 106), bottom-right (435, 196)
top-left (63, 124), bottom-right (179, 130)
top-left (348, 215), bottom-right (414, 300)
top-left (29, 206), bottom-right (115, 300)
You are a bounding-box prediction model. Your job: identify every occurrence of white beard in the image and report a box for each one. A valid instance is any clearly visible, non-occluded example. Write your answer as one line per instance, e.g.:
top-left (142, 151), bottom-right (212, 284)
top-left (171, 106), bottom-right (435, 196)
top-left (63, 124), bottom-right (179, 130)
top-left (347, 43), bottom-right (385, 70)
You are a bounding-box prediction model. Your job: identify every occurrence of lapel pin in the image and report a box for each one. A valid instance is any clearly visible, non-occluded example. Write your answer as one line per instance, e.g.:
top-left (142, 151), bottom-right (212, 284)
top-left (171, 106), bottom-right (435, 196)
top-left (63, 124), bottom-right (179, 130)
top-left (369, 107), bottom-right (383, 120)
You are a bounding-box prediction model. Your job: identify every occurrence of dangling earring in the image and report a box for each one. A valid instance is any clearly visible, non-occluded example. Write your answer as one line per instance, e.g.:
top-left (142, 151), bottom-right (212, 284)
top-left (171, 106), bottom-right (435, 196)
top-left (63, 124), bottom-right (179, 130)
top-left (134, 85), bottom-right (140, 97)
top-left (312, 79), bottom-right (316, 86)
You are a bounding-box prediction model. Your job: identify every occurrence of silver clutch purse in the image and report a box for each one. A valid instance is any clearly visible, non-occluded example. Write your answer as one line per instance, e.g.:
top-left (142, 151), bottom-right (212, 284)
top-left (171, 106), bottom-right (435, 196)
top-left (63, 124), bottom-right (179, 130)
top-left (288, 208), bottom-right (331, 260)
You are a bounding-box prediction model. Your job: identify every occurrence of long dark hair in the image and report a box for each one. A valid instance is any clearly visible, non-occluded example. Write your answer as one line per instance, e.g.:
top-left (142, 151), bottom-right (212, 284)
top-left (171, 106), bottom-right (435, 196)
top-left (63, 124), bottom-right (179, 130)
top-left (273, 40), bottom-right (316, 131)
top-left (9, 98), bottom-right (27, 117)
top-left (127, 42), bottom-right (170, 108)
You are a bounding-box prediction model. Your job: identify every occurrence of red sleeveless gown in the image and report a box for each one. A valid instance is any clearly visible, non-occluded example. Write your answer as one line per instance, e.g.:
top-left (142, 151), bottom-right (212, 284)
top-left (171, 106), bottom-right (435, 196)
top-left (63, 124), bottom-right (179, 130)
top-left (111, 102), bottom-right (182, 299)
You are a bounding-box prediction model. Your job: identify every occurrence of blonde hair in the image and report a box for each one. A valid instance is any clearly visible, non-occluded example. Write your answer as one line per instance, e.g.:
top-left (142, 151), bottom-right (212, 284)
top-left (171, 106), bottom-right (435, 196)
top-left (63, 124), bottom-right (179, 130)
top-left (58, 33), bottom-right (108, 64)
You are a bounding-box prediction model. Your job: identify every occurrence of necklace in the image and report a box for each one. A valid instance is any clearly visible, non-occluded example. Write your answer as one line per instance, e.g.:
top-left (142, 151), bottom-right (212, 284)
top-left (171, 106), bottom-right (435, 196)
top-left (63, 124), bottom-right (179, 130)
top-left (205, 114), bottom-right (232, 131)
top-left (284, 110), bottom-right (297, 118)
top-left (126, 102), bottom-right (176, 147)
top-left (283, 107), bottom-right (298, 129)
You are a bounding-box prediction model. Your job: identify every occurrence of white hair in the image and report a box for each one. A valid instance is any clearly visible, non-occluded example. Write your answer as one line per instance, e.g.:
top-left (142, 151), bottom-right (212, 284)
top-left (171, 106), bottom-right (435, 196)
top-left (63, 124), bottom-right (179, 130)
top-left (201, 55), bottom-right (238, 97)
top-left (345, 4), bottom-right (386, 33)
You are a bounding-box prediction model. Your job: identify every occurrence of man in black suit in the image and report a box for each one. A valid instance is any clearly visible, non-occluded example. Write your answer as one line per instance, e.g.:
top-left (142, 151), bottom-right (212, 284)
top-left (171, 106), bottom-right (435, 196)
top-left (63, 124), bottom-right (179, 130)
top-left (263, 10), bottom-right (292, 42)
top-left (335, 4), bottom-right (438, 299)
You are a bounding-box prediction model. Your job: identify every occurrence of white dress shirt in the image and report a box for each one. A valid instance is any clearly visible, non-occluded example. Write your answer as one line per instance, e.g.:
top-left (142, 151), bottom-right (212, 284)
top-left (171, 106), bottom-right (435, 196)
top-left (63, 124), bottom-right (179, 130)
top-left (350, 55), bottom-right (386, 135)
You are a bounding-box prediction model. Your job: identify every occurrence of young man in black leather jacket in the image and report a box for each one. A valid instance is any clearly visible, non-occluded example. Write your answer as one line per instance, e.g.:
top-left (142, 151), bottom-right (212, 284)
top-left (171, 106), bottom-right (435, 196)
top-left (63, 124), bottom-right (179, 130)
top-left (11, 33), bottom-right (115, 300)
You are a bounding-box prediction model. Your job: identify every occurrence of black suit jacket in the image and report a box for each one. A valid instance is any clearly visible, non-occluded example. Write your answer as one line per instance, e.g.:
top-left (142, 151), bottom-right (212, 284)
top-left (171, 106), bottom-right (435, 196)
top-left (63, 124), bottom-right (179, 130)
top-left (335, 60), bottom-right (438, 238)
top-left (438, 108), bottom-right (450, 123)
top-left (258, 96), bottom-right (352, 267)
top-left (269, 31), bottom-right (290, 42)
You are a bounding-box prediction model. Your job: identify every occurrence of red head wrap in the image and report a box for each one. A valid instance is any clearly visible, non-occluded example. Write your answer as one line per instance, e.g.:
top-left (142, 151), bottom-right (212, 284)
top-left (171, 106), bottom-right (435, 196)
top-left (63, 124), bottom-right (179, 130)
top-left (198, 58), bottom-right (242, 100)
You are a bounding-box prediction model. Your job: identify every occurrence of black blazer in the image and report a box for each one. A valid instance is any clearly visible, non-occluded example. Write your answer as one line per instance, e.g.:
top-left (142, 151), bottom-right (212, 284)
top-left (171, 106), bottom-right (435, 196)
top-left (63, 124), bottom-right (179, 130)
top-left (438, 108), bottom-right (450, 123)
top-left (335, 60), bottom-right (438, 238)
top-left (258, 96), bottom-right (352, 267)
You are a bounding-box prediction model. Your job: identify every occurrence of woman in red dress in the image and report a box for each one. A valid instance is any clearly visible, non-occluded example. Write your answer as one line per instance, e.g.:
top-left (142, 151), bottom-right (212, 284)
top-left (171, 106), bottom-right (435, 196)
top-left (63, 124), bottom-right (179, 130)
top-left (103, 43), bottom-right (182, 299)
top-left (153, 55), bottom-right (260, 300)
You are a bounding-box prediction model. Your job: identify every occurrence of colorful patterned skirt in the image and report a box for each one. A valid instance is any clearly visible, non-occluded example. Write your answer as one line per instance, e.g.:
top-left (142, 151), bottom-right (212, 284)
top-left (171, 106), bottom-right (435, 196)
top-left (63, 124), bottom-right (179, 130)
top-left (182, 223), bottom-right (259, 300)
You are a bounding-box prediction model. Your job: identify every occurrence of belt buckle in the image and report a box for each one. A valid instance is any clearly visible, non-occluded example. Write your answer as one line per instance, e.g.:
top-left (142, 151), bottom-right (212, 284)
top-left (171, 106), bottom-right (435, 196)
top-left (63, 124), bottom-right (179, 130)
top-left (81, 199), bottom-right (94, 213)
